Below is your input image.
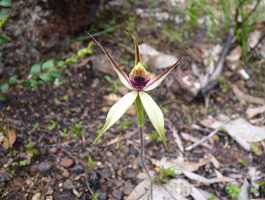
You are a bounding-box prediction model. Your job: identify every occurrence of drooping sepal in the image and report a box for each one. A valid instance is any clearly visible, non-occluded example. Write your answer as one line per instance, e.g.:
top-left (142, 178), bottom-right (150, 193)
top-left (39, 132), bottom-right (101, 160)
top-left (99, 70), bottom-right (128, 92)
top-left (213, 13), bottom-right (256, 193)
top-left (94, 91), bottom-right (138, 144)
top-left (139, 92), bottom-right (166, 144)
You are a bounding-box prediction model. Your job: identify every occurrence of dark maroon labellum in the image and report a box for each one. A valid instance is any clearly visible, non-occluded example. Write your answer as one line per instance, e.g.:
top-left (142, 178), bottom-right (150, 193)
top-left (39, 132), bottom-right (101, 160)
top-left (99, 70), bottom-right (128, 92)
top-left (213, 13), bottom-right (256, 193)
top-left (129, 76), bottom-right (150, 90)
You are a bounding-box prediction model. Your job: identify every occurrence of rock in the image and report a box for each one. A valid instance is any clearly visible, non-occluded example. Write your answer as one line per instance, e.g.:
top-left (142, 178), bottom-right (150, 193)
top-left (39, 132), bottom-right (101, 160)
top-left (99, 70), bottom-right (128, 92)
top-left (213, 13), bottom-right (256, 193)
top-left (0, 171), bottom-right (11, 186)
top-left (123, 181), bottom-right (134, 195)
top-left (98, 192), bottom-right (107, 200)
top-left (63, 180), bottom-right (74, 190)
top-left (70, 164), bottom-right (84, 174)
top-left (32, 193), bottom-right (41, 200)
top-left (54, 192), bottom-right (75, 200)
top-left (30, 161), bottom-right (52, 174)
top-left (60, 157), bottom-right (75, 168)
top-left (62, 168), bottom-right (70, 178)
top-left (112, 190), bottom-right (123, 200)
top-left (124, 168), bottom-right (137, 179)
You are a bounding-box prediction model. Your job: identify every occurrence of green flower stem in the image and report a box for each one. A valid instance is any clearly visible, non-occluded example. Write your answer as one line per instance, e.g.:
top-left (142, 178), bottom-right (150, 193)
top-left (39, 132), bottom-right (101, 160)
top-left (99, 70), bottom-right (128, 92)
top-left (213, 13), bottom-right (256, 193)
top-left (135, 96), bottom-right (144, 127)
top-left (135, 95), bottom-right (153, 200)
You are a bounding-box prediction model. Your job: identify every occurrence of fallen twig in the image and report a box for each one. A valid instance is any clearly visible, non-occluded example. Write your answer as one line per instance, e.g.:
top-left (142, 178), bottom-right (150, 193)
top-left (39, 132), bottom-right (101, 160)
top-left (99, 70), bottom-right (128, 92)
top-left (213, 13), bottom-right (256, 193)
top-left (232, 84), bottom-right (265, 105)
top-left (186, 120), bottom-right (230, 151)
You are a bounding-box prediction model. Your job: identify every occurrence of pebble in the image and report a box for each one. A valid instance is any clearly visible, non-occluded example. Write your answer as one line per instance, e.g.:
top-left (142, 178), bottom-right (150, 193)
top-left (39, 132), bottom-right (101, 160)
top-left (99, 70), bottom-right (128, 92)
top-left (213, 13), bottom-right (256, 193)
top-left (112, 190), bottom-right (123, 200)
top-left (0, 171), bottom-right (11, 186)
top-left (123, 181), bottom-right (134, 195)
top-left (32, 193), bottom-right (41, 200)
top-left (62, 168), bottom-right (70, 178)
top-left (70, 164), bottom-right (84, 174)
top-left (30, 162), bottom-right (52, 174)
top-left (60, 157), bottom-right (74, 168)
top-left (63, 180), bottom-right (74, 190)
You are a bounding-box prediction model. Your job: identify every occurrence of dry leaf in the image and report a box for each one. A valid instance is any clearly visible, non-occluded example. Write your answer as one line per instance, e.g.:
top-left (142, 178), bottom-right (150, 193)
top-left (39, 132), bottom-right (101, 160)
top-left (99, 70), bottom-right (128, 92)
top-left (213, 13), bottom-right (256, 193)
top-left (126, 178), bottom-right (209, 200)
top-left (232, 85), bottom-right (265, 105)
top-left (3, 129), bottom-right (16, 150)
top-left (153, 156), bottom-right (211, 174)
top-left (201, 116), bottom-right (265, 151)
top-left (239, 179), bottom-right (250, 200)
top-left (246, 105), bottom-right (265, 119)
top-left (248, 31), bottom-right (262, 48)
top-left (183, 170), bottom-right (234, 185)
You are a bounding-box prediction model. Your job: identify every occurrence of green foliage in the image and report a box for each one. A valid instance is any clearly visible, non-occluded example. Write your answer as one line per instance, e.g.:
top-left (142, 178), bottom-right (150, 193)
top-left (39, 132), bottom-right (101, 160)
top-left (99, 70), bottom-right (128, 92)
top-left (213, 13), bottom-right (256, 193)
top-left (22, 59), bottom-right (62, 88)
top-left (148, 131), bottom-right (163, 144)
top-left (118, 118), bottom-right (134, 130)
top-left (0, 0), bottom-right (11, 45)
top-left (91, 192), bottom-right (99, 200)
top-left (208, 194), bottom-right (217, 200)
top-left (226, 183), bottom-right (241, 199)
top-left (84, 155), bottom-right (97, 169)
top-left (71, 122), bottom-right (84, 139)
top-left (154, 167), bottom-right (176, 184)
top-left (65, 42), bottom-right (93, 65)
top-left (25, 143), bottom-right (40, 158)
top-left (125, 16), bottom-right (137, 33)
top-left (251, 143), bottom-right (263, 156)
top-left (0, 0), bottom-right (11, 7)
top-left (18, 159), bottom-right (29, 167)
top-left (46, 120), bottom-right (59, 132)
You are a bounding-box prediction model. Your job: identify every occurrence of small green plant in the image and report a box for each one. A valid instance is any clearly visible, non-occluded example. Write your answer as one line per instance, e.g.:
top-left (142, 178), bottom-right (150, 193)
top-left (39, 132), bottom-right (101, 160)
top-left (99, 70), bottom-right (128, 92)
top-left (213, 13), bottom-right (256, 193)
top-left (91, 192), bottom-right (98, 200)
top-left (25, 143), bottom-right (39, 159)
top-left (65, 41), bottom-right (93, 65)
top-left (22, 59), bottom-right (63, 88)
top-left (18, 159), bottom-right (29, 167)
top-left (118, 118), bottom-right (133, 130)
top-left (0, 75), bottom-right (17, 100)
top-left (0, 0), bottom-right (12, 45)
top-left (154, 167), bottom-right (176, 184)
top-left (71, 122), bottom-right (84, 139)
top-left (226, 183), bottom-right (241, 199)
top-left (84, 155), bottom-right (97, 169)
top-left (46, 120), bottom-right (59, 132)
top-left (125, 16), bottom-right (137, 33)
top-left (148, 131), bottom-right (163, 144)
top-left (251, 143), bottom-right (263, 156)
top-left (208, 194), bottom-right (217, 200)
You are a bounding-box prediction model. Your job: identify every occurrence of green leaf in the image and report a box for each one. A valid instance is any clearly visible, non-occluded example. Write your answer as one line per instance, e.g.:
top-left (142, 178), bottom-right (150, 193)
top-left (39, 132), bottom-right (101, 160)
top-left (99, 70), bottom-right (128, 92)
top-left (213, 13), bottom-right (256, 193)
top-left (0, 0), bottom-right (11, 7)
top-left (57, 60), bottom-right (66, 68)
top-left (50, 70), bottom-right (61, 78)
top-left (39, 73), bottom-right (52, 82)
top-left (139, 92), bottom-right (166, 144)
top-left (30, 79), bottom-right (40, 88)
top-left (94, 91), bottom-right (138, 144)
top-left (8, 75), bottom-right (17, 85)
top-left (0, 34), bottom-right (10, 45)
top-left (0, 83), bottom-right (9, 93)
top-left (30, 63), bottom-right (41, 75)
top-left (42, 59), bottom-right (54, 71)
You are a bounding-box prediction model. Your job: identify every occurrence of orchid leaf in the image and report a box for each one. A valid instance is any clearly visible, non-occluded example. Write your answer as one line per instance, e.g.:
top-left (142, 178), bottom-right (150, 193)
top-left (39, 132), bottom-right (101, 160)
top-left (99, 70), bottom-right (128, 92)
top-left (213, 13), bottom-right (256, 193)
top-left (144, 56), bottom-right (184, 91)
top-left (139, 92), bottom-right (166, 144)
top-left (94, 91), bottom-right (138, 144)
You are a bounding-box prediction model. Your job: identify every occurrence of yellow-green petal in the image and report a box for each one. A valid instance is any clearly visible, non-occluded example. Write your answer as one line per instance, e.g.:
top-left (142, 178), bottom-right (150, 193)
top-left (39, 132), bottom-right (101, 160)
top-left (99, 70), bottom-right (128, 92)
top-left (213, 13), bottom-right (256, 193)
top-left (94, 91), bottom-right (138, 144)
top-left (139, 91), bottom-right (166, 143)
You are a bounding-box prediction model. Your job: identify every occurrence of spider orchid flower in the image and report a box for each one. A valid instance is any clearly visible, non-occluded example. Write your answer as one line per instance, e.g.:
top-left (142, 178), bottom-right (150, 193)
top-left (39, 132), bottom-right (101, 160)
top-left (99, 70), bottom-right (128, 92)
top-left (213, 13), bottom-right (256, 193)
top-left (89, 33), bottom-right (183, 144)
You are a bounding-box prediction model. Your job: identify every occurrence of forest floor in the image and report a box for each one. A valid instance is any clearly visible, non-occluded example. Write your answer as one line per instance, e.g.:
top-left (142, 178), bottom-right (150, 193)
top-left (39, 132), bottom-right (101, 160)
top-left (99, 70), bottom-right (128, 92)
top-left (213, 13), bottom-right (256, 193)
top-left (1, 1), bottom-right (265, 200)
